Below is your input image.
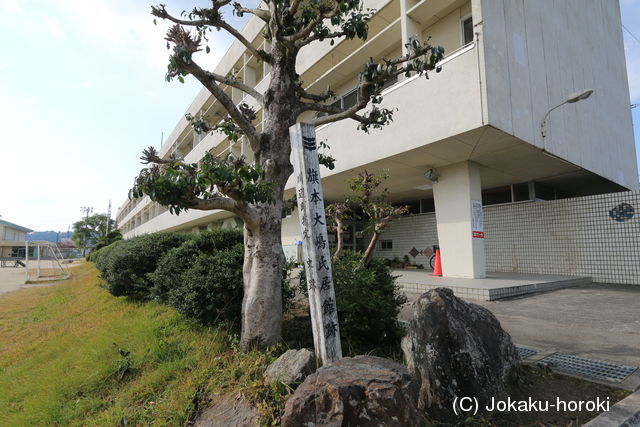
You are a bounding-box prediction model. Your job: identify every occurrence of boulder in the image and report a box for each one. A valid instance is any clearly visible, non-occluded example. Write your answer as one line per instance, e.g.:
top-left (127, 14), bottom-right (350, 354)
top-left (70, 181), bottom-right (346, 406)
top-left (263, 348), bottom-right (316, 387)
top-left (193, 393), bottom-right (259, 427)
top-left (401, 288), bottom-right (519, 422)
top-left (282, 355), bottom-right (424, 426)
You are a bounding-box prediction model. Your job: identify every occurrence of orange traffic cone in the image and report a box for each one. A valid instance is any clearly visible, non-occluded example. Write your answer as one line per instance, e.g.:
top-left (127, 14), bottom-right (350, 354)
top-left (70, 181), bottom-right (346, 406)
top-left (433, 249), bottom-right (442, 276)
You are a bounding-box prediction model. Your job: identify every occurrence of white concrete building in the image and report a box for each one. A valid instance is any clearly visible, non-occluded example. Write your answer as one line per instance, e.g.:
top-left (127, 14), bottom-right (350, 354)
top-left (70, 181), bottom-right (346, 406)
top-left (117, 0), bottom-right (638, 279)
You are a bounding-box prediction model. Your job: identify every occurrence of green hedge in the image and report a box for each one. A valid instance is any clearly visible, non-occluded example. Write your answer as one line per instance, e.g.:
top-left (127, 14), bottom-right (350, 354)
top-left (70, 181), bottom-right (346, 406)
top-left (92, 229), bottom-right (295, 329)
top-left (151, 229), bottom-right (245, 325)
top-left (97, 232), bottom-right (190, 298)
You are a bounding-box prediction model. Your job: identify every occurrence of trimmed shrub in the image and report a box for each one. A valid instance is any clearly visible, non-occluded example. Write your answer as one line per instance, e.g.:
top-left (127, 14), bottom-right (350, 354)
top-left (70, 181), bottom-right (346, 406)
top-left (151, 229), bottom-right (243, 303)
top-left (152, 229), bottom-right (296, 327)
top-left (156, 245), bottom-right (245, 326)
top-left (90, 239), bottom-right (125, 272)
top-left (298, 250), bottom-right (407, 355)
top-left (150, 229), bottom-right (245, 325)
top-left (99, 232), bottom-right (190, 298)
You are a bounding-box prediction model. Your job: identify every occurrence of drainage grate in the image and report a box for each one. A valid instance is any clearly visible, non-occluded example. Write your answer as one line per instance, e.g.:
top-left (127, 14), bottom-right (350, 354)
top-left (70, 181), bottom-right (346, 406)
top-left (538, 353), bottom-right (638, 383)
top-left (516, 346), bottom-right (540, 359)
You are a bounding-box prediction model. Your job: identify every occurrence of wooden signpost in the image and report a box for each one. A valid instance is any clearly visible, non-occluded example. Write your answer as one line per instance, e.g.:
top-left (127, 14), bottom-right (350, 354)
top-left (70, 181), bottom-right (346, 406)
top-left (289, 122), bottom-right (342, 365)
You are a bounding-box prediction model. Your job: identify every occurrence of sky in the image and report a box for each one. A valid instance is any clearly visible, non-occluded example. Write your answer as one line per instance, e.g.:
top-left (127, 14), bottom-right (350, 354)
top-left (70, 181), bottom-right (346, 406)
top-left (1, 0), bottom-right (640, 232)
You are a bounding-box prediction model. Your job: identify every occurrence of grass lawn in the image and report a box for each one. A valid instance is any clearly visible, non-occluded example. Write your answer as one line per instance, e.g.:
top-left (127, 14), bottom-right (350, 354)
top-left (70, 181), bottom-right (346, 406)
top-left (0, 262), bottom-right (285, 426)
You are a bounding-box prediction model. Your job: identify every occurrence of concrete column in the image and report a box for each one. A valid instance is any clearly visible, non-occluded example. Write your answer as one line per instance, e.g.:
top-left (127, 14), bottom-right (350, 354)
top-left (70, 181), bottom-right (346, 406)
top-left (401, 0), bottom-right (421, 54)
top-left (432, 161), bottom-right (486, 278)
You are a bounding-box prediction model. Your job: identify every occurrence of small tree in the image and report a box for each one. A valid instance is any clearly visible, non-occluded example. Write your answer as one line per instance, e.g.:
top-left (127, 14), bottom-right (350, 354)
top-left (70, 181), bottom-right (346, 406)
top-left (93, 229), bottom-right (123, 252)
top-left (329, 170), bottom-right (409, 262)
top-left (325, 203), bottom-right (350, 260)
top-left (72, 213), bottom-right (117, 255)
top-left (131, 1), bottom-right (444, 348)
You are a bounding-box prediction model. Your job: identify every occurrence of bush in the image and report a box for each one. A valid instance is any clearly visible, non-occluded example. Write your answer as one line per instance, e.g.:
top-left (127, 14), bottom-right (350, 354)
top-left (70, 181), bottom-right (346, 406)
top-left (98, 232), bottom-right (190, 298)
top-left (151, 229), bottom-right (245, 325)
top-left (152, 229), bottom-right (298, 327)
top-left (150, 229), bottom-right (243, 301)
top-left (90, 239), bottom-right (124, 271)
top-left (298, 250), bottom-right (407, 355)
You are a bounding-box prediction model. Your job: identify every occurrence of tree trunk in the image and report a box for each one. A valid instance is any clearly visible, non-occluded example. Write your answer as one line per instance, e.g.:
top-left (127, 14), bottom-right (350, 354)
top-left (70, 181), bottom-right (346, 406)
top-left (241, 208), bottom-right (285, 348)
top-left (362, 231), bottom-right (380, 262)
top-left (333, 216), bottom-right (344, 261)
top-left (240, 44), bottom-right (297, 347)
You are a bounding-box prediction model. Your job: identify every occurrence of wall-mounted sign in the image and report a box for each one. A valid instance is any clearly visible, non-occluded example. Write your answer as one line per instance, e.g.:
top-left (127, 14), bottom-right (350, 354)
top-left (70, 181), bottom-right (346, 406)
top-left (472, 199), bottom-right (484, 238)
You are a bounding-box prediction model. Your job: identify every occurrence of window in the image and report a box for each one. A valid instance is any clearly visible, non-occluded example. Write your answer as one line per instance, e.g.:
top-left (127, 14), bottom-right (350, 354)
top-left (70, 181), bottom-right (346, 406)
top-left (342, 89), bottom-right (359, 109)
top-left (462, 16), bottom-right (473, 45)
top-left (482, 186), bottom-right (512, 206)
top-left (381, 240), bottom-right (393, 251)
top-left (513, 182), bottom-right (531, 202)
top-left (534, 182), bottom-right (555, 201)
top-left (420, 198), bottom-right (435, 213)
top-left (381, 74), bottom-right (398, 90)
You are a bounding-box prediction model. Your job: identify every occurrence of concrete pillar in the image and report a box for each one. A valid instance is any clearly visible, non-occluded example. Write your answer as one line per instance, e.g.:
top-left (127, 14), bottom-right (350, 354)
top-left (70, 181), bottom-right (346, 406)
top-left (401, 0), bottom-right (421, 55)
top-left (432, 161), bottom-right (486, 278)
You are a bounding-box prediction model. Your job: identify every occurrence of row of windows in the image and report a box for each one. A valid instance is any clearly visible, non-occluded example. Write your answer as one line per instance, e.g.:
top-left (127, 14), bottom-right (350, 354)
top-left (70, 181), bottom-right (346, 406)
top-left (3, 228), bottom-right (26, 241)
top-left (389, 181), bottom-right (576, 214)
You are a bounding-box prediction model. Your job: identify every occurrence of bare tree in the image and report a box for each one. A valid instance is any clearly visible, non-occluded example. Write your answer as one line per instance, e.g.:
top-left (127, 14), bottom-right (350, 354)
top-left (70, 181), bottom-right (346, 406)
top-left (131, 0), bottom-right (444, 348)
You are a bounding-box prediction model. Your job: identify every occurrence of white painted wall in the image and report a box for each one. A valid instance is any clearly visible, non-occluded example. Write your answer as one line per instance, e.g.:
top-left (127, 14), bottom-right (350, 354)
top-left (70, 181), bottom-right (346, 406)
top-left (477, 0), bottom-right (638, 190)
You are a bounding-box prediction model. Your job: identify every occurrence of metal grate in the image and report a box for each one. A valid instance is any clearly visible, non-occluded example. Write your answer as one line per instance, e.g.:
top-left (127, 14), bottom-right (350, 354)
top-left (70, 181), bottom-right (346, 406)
top-left (516, 345), bottom-right (540, 359)
top-left (538, 353), bottom-right (637, 383)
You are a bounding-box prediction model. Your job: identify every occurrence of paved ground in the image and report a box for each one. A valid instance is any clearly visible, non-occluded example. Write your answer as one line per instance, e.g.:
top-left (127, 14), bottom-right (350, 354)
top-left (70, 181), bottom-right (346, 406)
top-left (0, 267), bottom-right (29, 294)
top-left (0, 261), bottom-right (79, 295)
top-left (401, 283), bottom-right (640, 367)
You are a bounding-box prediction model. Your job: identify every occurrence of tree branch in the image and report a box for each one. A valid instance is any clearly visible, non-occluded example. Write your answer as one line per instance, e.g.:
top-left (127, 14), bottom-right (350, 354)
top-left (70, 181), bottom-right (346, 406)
top-left (285, 2), bottom-right (340, 44)
top-left (207, 70), bottom-right (264, 106)
top-left (152, 3), bottom-right (271, 63)
top-left (218, 20), bottom-right (271, 63)
top-left (188, 62), bottom-right (262, 150)
top-left (188, 196), bottom-right (258, 228)
top-left (232, 3), bottom-right (270, 23)
top-left (295, 83), bottom-right (334, 102)
top-left (163, 25), bottom-right (261, 150)
top-left (296, 29), bottom-right (347, 47)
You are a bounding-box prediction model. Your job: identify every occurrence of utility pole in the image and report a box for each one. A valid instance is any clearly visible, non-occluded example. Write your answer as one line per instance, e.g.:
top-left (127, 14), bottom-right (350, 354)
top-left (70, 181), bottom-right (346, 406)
top-left (105, 200), bottom-right (112, 236)
top-left (79, 206), bottom-right (93, 257)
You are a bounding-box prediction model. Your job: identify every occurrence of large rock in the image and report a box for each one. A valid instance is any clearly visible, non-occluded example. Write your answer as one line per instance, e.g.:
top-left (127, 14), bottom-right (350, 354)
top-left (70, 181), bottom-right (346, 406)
top-left (263, 348), bottom-right (316, 387)
top-left (282, 355), bottom-right (424, 426)
top-left (193, 393), bottom-right (259, 427)
top-left (401, 288), bottom-right (519, 422)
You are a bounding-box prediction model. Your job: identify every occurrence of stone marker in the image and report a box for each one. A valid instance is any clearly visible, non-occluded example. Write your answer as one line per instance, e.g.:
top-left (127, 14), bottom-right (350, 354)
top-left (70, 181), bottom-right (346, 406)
top-left (401, 287), bottom-right (519, 422)
top-left (289, 122), bottom-right (342, 365)
top-left (263, 348), bottom-right (316, 387)
top-left (282, 355), bottom-right (424, 426)
top-left (194, 393), bottom-right (259, 427)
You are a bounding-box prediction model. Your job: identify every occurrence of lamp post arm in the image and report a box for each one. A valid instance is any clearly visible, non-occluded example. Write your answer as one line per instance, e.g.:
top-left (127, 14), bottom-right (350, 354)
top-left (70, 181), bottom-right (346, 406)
top-left (541, 101), bottom-right (567, 138)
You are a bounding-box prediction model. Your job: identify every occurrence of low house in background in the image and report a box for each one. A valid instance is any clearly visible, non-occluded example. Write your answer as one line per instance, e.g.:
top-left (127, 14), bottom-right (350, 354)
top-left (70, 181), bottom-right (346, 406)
top-left (0, 219), bottom-right (33, 258)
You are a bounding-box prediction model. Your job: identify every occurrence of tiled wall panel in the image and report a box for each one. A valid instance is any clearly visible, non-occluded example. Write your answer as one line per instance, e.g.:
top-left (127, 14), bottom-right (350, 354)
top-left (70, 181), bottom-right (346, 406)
top-left (485, 191), bottom-right (640, 285)
top-left (374, 191), bottom-right (639, 285)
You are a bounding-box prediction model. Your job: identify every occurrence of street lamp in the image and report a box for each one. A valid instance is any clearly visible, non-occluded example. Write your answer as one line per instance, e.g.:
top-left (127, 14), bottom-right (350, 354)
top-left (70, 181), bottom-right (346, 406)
top-left (541, 89), bottom-right (593, 138)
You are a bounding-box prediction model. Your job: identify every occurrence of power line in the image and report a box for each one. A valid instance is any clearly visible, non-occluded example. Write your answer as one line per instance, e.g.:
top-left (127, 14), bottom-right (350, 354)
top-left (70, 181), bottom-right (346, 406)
top-left (623, 24), bottom-right (640, 45)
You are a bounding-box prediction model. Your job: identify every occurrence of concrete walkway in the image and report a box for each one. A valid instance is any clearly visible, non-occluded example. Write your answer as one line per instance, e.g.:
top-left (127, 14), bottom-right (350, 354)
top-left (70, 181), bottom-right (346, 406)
top-left (395, 269), bottom-right (590, 301)
top-left (401, 282), bottom-right (640, 367)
